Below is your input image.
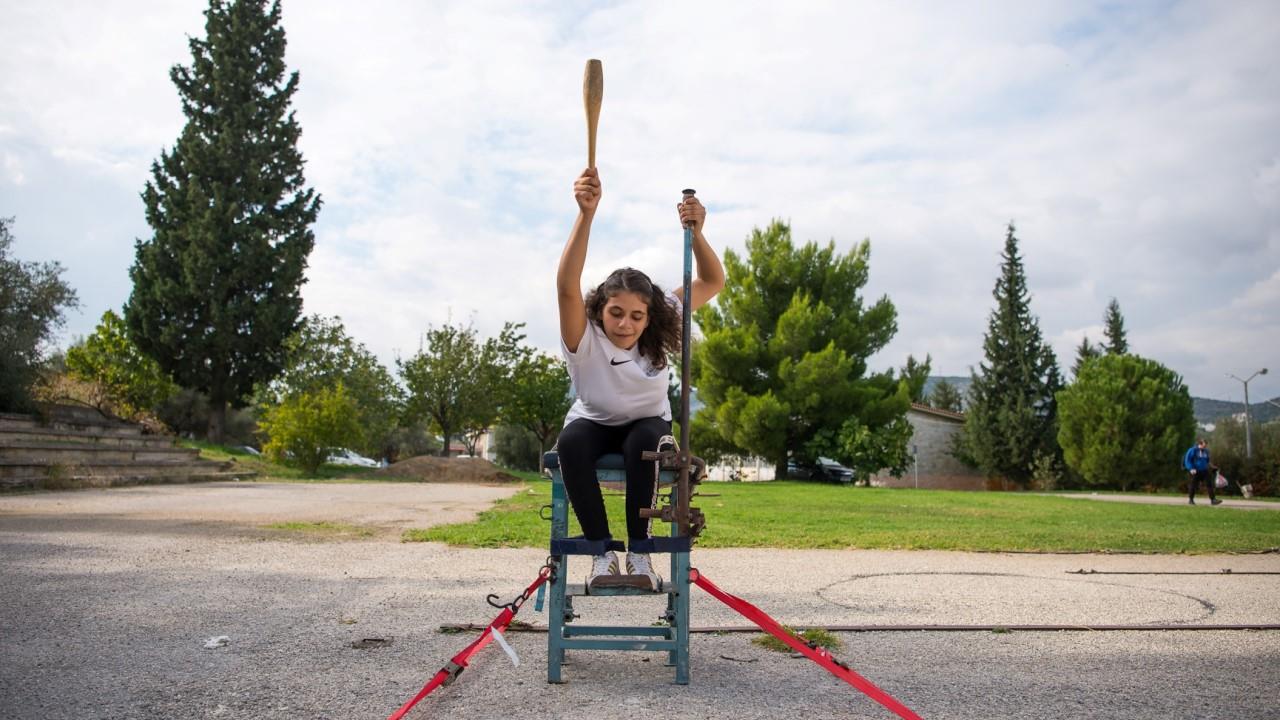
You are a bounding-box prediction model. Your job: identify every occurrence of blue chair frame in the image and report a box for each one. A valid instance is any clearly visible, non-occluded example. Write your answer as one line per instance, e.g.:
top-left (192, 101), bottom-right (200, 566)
top-left (542, 450), bottom-right (691, 684)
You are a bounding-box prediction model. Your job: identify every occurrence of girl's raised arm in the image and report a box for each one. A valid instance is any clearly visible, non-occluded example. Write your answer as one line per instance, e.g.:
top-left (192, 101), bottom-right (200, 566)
top-left (557, 168), bottom-right (601, 352)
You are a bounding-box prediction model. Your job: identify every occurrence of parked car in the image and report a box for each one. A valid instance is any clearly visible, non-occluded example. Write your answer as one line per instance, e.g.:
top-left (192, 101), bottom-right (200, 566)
top-left (326, 448), bottom-right (379, 468)
top-left (786, 457), bottom-right (855, 483)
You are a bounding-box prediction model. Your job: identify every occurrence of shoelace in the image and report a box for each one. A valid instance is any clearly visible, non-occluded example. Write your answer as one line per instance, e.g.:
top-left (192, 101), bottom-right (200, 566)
top-left (591, 554), bottom-right (615, 577)
top-left (628, 553), bottom-right (654, 576)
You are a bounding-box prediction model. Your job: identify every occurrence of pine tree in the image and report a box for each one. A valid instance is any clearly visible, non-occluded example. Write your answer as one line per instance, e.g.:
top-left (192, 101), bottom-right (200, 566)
top-left (1058, 354), bottom-right (1195, 491)
top-left (691, 220), bottom-right (911, 481)
top-left (125, 0), bottom-right (320, 442)
top-left (1102, 298), bottom-right (1129, 354)
top-left (1072, 336), bottom-right (1102, 378)
top-left (899, 354), bottom-right (932, 404)
top-left (963, 224), bottom-right (1063, 486)
top-left (927, 378), bottom-right (964, 412)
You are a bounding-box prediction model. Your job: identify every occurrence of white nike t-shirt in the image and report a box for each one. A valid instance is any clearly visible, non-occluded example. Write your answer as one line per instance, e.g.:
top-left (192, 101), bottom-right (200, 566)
top-left (561, 313), bottom-right (674, 427)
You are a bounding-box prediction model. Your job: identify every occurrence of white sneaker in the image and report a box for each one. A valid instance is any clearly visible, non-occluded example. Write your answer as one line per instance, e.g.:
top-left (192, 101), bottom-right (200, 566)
top-left (626, 552), bottom-right (662, 591)
top-left (587, 551), bottom-right (620, 588)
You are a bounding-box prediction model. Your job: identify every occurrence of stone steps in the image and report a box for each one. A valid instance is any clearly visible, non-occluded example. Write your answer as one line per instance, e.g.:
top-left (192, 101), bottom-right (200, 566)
top-left (0, 427), bottom-right (174, 448)
top-left (0, 405), bottom-right (253, 490)
top-left (0, 412), bottom-right (143, 437)
top-left (0, 442), bottom-right (198, 465)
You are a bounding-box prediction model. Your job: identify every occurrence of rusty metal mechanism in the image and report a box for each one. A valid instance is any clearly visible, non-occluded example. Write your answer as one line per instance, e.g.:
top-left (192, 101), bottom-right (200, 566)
top-left (639, 447), bottom-right (706, 539)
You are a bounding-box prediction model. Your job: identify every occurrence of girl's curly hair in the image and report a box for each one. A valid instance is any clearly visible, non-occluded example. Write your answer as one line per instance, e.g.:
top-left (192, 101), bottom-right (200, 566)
top-left (585, 267), bottom-right (680, 370)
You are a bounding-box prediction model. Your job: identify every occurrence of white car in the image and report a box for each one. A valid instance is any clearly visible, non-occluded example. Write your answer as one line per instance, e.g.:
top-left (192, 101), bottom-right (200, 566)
top-left (326, 448), bottom-right (380, 468)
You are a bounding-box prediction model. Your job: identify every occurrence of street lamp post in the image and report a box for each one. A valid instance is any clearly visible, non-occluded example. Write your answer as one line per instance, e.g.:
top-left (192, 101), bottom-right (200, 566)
top-left (1227, 368), bottom-right (1268, 459)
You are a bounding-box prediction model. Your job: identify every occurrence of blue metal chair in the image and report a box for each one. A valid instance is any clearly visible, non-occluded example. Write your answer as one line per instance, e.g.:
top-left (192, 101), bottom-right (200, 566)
top-left (542, 450), bottom-right (692, 684)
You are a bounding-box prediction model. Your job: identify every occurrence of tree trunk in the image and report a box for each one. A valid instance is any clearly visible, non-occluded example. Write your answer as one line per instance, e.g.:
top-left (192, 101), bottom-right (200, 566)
top-left (536, 429), bottom-right (553, 475)
top-left (208, 399), bottom-right (227, 444)
top-left (439, 427), bottom-right (451, 457)
top-left (775, 459), bottom-right (787, 480)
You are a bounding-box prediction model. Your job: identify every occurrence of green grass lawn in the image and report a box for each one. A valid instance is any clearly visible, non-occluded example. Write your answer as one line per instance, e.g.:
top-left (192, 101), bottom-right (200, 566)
top-left (406, 479), bottom-right (1280, 554)
top-left (184, 442), bottom-right (1278, 554)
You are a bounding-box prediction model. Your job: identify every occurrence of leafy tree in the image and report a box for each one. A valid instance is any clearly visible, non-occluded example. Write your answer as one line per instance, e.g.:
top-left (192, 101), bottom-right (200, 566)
top-left (258, 315), bottom-right (400, 459)
top-left (963, 224), bottom-right (1063, 486)
top-left (503, 352), bottom-right (572, 472)
top-left (259, 383), bottom-right (362, 475)
top-left (0, 217), bottom-right (80, 412)
top-left (125, 0), bottom-right (320, 442)
top-left (1102, 298), bottom-right (1129, 355)
top-left (690, 219), bottom-right (909, 480)
top-left (458, 323), bottom-right (525, 456)
top-left (1072, 336), bottom-right (1102, 379)
top-left (65, 309), bottom-right (178, 419)
top-left (399, 321), bottom-right (525, 457)
top-left (899, 354), bottom-right (932, 404)
top-left (1057, 354), bottom-right (1195, 491)
top-left (928, 378), bottom-right (964, 412)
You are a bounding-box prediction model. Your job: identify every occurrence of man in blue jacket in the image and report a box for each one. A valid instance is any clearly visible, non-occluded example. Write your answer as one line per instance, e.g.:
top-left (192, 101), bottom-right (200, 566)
top-left (1183, 439), bottom-right (1220, 505)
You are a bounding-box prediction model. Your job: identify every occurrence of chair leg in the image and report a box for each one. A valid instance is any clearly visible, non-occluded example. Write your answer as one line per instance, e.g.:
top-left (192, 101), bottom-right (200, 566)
top-left (547, 557), bottom-right (567, 683)
top-left (672, 550), bottom-right (690, 684)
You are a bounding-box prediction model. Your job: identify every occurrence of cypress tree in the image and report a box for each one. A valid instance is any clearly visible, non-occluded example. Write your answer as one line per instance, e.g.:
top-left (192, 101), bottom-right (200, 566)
top-left (1102, 298), bottom-right (1129, 354)
top-left (927, 378), bottom-right (964, 413)
top-left (963, 224), bottom-right (1063, 486)
top-left (126, 0), bottom-right (320, 441)
top-left (1072, 336), bottom-right (1102, 378)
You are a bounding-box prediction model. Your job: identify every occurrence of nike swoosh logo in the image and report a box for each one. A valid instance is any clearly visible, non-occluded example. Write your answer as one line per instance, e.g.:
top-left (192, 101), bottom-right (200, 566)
top-left (610, 358), bottom-right (632, 366)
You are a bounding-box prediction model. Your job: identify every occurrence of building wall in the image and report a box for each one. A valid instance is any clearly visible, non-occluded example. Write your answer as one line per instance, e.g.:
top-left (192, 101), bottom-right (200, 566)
top-left (871, 408), bottom-right (991, 490)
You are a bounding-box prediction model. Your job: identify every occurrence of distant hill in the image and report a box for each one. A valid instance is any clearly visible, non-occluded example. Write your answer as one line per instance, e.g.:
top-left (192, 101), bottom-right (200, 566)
top-left (921, 376), bottom-right (1278, 425)
top-left (1193, 396), bottom-right (1280, 425)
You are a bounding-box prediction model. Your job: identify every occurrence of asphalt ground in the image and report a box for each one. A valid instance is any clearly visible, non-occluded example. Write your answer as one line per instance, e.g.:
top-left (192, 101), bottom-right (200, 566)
top-left (2, 482), bottom-right (1278, 719)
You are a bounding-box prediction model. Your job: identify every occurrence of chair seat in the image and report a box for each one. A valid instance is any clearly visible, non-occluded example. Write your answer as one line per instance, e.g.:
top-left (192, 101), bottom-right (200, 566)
top-left (545, 450), bottom-right (627, 470)
top-left (544, 451), bottom-right (677, 487)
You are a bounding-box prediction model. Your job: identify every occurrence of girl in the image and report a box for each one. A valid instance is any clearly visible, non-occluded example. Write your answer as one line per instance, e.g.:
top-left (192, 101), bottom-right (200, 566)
top-left (556, 167), bottom-right (725, 590)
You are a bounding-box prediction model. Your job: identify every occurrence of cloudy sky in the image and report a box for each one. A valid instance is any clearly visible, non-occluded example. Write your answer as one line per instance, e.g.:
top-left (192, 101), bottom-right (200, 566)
top-left (3, 0), bottom-right (1277, 402)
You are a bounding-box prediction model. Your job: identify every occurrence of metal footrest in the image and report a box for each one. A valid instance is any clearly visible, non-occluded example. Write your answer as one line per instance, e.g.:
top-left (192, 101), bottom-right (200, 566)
top-left (571, 580), bottom-right (665, 596)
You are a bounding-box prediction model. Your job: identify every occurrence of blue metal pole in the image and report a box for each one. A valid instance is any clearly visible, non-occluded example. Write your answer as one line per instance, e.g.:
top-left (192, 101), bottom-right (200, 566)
top-left (678, 189), bottom-right (695, 536)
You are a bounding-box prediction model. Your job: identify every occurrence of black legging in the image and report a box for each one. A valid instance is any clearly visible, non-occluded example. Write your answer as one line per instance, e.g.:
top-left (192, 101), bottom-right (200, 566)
top-left (556, 417), bottom-right (670, 544)
top-left (1188, 470), bottom-right (1216, 502)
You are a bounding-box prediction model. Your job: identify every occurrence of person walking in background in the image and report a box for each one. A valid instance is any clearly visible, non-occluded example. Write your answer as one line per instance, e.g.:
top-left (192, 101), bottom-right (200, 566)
top-left (1183, 438), bottom-right (1220, 505)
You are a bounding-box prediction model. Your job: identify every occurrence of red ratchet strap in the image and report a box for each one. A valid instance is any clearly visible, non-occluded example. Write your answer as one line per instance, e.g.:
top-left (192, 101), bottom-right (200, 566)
top-left (690, 568), bottom-right (923, 720)
top-left (388, 566), bottom-right (552, 720)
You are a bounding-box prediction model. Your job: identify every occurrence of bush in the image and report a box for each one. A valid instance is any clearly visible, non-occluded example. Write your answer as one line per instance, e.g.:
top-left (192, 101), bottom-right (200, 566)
top-left (494, 424), bottom-right (542, 472)
top-left (156, 388), bottom-right (257, 444)
top-left (259, 384), bottom-right (362, 475)
top-left (384, 421), bottom-right (442, 463)
top-left (1208, 418), bottom-right (1279, 497)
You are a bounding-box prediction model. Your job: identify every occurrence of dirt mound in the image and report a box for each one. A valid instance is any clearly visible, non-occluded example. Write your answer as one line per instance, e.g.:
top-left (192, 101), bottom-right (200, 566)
top-left (376, 456), bottom-right (522, 484)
